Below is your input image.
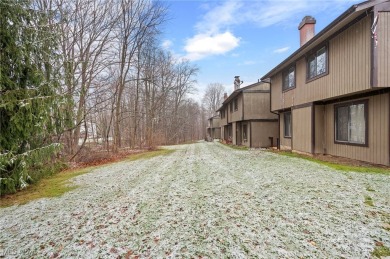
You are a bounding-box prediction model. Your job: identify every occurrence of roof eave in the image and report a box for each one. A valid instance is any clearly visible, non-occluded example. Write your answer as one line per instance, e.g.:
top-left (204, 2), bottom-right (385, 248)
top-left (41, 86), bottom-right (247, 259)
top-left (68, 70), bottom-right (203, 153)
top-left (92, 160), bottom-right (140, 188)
top-left (260, 1), bottom-right (375, 80)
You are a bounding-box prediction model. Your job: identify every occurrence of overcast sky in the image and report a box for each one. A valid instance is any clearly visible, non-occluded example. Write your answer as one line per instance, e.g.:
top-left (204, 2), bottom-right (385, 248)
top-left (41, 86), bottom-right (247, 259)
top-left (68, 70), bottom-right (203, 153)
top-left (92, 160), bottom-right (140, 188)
top-left (160, 0), bottom-right (360, 101)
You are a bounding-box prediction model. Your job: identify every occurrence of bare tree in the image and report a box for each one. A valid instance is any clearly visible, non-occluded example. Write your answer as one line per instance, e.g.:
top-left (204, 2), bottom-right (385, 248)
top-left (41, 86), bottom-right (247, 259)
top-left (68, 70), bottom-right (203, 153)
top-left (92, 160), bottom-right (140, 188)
top-left (202, 83), bottom-right (225, 117)
top-left (112, 0), bottom-right (166, 152)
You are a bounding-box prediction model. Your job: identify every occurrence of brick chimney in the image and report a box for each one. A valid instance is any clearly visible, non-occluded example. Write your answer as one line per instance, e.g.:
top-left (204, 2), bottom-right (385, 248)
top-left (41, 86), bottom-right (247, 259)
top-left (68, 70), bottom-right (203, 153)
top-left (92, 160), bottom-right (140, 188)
top-left (299, 16), bottom-right (316, 46)
top-left (234, 76), bottom-right (242, 91)
top-left (224, 92), bottom-right (228, 100)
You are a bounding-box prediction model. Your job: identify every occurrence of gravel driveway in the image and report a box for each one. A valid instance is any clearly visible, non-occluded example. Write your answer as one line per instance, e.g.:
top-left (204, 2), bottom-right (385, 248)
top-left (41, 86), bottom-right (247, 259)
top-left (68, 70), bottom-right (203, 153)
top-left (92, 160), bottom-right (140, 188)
top-left (1, 141), bottom-right (389, 258)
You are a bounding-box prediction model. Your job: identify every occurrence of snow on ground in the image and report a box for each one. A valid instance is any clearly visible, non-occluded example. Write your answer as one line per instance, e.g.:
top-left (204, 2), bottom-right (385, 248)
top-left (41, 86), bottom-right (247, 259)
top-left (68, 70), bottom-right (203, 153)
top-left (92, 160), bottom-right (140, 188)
top-left (0, 141), bottom-right (389, 258)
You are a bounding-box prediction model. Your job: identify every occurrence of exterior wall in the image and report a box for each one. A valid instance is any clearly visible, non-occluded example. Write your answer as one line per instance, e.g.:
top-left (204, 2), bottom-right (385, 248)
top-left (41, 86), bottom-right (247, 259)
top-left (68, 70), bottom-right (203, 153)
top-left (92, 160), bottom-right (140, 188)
top-left (212, 128), bottom-right (221, 139)
top-left (271, 15), bottom-right (372, 111)
top-left (232, 122), bottom-right (237, 145)
top-left (220, 106), bottom-right (229, 126)
top-left (323, 94), bottom-right (389, 165)
top-left (314, 105), bottom-right (325, 153)
top-left (292, 106), bottom-right (312, 153)
top-left (378, 11), bottom-right (390, 87)
top-left (229, 95), bottom-right (243, 122)
top-left (243, 92), bottom-right (277, 120)
top-left (249, 82), bottom-right (270, 91)
top-left (280, 112), bottom-right (292, 149)
top-left (251, 121), bottom-right (279, 148)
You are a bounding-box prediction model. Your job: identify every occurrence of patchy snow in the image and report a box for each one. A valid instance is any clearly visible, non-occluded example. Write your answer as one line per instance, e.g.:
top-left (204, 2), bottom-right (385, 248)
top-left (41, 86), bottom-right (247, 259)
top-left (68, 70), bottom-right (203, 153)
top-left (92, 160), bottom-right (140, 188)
top-left (0, 141), bottom-right (389, 258)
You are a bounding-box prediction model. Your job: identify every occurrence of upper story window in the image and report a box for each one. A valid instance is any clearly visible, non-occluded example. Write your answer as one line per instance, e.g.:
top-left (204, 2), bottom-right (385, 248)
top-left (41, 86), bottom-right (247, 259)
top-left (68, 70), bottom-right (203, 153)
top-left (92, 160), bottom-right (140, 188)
top-left (221, 110), bottom-right (225, 118)
top-left (307, 46), bottom-right (327, 80)
top-left (230, 102), bottom-right (233, 112)
top-left (335, 100), bottom-right (367, 146)
top-left (233, 98), bottom-right (238, 111)
top-left (282, 65), bottom-right (295, 91)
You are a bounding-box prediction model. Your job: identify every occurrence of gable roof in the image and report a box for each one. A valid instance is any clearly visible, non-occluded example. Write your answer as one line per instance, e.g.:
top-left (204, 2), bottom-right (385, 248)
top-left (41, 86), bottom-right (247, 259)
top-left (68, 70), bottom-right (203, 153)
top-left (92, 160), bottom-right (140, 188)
top-left (216, 81), bottom-right (269, 112)
top-left (261, 0), bottom-right (388, 80)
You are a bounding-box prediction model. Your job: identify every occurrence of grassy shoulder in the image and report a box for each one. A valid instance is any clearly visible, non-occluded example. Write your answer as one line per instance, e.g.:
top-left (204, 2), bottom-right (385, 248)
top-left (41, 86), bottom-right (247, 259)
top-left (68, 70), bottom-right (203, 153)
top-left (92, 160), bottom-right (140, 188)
top-left (277, 151), bottom-right (390, 175)
top-left (0, 148), bottom-right (175, 208)
top-left (218, 141), bottom-right (249, 150)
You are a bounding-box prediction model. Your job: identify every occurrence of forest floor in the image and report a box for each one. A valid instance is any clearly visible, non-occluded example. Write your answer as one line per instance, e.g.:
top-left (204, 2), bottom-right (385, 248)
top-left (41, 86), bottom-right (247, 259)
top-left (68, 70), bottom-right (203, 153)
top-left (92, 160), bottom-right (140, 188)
top-left (0, 141), bottom-right (389, 258)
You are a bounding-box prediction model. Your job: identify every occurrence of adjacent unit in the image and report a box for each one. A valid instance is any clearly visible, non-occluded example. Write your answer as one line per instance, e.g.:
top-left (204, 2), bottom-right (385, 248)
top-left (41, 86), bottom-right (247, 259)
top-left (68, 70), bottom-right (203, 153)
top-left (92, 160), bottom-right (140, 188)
top-left (217, 79), bottom-right (278, 148)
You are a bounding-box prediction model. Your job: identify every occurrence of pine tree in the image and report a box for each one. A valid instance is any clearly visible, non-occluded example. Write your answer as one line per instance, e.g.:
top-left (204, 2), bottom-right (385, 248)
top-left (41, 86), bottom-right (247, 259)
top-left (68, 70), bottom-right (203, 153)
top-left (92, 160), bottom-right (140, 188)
top-left (0, 0), bottom-right (62, 195)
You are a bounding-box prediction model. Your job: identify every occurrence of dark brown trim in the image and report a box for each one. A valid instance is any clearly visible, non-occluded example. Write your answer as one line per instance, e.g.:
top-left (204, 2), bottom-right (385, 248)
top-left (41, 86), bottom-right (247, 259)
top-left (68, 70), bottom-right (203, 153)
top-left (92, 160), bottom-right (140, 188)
top-left (322, 88), bottom-right (390, 105)
top-left (305, 43), bottom-right (329, 83)
top-left (243, 90), bottom-right (270, 93)
top-left (334, 99), bottom-right (369, 147)
top-left (273, 88), bottom-right (390, 113)
top-left (292, 102), bottom-right (313, 110)
top-left (311, 104), bottom-right (315, 154)
top-left (249, 119), bottom-right (279, 122)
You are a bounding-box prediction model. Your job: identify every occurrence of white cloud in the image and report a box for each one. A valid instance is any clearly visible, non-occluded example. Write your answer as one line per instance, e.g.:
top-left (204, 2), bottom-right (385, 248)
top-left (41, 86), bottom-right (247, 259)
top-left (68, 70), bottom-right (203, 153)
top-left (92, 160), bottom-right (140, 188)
top-left (184, 32), bottom-right (240, 61)
top-left (183, 0), bottom-right (358, 60)
top-left (273, 47), bottom-right (290, 53)
top-left (161, 39), bottom-right (173, 50)
top-left (195, 0), bottom-right (242, 34)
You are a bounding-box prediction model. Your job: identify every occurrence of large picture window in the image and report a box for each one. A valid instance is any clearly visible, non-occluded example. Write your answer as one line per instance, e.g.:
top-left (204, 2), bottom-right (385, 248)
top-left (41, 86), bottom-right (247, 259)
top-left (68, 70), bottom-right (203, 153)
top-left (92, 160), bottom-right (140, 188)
top-left (282, 65), bottom-right (295, 91)
top-left (284, 112), bottom-right (292, 138)
top-left (335, 100), bottom-right (367, 145)
top-left (307, 46), bottom-right (327, 80)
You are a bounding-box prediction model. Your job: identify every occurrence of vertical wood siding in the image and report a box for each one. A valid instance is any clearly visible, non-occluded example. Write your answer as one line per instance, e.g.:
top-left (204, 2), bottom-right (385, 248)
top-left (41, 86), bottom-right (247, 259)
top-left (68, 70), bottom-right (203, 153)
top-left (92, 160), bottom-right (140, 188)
top-left (251, 121), bottom-right (279, 148)
top-left (244, 93), bottom-right (278, 120)
top-left (229, 95), bottom-right (243, 122)
top-left (279, 113), bottom-right (292, 149)
top-left (378, 12), bottom-right (390, 87)
top-left (292, 106), bottom-right (312, 153)
top-left (324, 94), bottom-right (389, 165)
top-left (271, 15), bottom-right (372, 111)
top-left (314, 105), bottom-right (325, 153)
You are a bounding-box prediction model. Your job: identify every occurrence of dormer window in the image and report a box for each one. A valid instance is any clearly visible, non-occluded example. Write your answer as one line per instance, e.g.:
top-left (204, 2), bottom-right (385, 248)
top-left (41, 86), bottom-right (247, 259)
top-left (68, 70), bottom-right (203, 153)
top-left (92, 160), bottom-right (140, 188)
top-left (282, 65), bottom-right (295, 91)
top-left (307, 46), bottom-right (327, 80)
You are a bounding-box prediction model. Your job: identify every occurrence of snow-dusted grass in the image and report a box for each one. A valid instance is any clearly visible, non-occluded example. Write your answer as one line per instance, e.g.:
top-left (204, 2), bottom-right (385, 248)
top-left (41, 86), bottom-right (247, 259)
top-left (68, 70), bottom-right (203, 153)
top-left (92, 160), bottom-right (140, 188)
top-left (0, 141), bottom-right (389, 258)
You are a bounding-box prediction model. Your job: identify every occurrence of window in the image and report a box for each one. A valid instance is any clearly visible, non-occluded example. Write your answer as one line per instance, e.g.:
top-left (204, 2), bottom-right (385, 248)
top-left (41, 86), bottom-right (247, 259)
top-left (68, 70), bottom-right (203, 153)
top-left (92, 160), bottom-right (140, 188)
top-left (221, 110), bottom-right (225, 118)
top-left (282, 65), bottom-right (295, 91)
top-left (335, 100), bottom-right (367, 145)
top-left (230, 102), bottom-right (233, 112)
top-left (307, 46), bottom-right (327, 80)
top-left (233, 98), bottom-right (238, 111)
top-left (284, 112), bottom-right (292, 138)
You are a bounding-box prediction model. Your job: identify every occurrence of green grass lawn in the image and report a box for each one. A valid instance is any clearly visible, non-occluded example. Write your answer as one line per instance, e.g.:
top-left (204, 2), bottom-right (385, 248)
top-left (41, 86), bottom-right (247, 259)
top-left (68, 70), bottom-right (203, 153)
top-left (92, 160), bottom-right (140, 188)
top-left (0, 149), bottom-right (175, 208)
top-left (277, 151), bottom-right (390, 175)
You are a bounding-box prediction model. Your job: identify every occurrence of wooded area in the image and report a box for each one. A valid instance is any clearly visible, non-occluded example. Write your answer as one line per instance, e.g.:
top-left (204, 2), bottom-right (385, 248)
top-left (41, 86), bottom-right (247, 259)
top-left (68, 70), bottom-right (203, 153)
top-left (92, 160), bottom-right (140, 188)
top-left (0, 0), bottom-right (218, 195)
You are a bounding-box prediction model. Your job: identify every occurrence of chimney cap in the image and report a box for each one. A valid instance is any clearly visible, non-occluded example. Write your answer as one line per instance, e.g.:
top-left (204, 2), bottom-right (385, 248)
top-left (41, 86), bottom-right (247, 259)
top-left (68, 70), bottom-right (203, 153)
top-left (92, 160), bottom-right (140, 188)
top-left (298, 16), bottom-right (316, 30)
